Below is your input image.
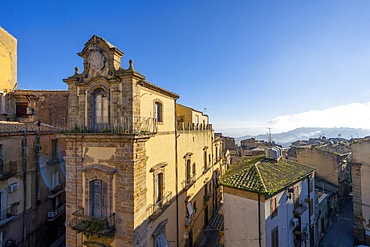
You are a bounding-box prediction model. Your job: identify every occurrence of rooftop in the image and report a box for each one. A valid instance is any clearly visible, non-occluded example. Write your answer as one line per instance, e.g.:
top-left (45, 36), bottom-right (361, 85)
top-left (0, 121), bottom-right (58, 134)
top-left (220, 155), bottom-right (315, 195)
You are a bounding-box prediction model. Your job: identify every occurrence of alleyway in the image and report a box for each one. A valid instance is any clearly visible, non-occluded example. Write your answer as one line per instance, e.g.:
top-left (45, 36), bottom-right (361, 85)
top-left (319, 198), bottom-right (353, 247)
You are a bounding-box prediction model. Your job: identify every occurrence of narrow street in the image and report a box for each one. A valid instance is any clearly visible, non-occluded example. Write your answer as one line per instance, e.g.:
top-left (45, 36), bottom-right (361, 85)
top-left (319, 198), bottom-right (353, 247)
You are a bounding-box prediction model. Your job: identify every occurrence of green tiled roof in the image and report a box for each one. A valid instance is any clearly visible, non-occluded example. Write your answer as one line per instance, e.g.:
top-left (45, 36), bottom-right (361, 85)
top-left (220, 155), bottom-right (315, 195)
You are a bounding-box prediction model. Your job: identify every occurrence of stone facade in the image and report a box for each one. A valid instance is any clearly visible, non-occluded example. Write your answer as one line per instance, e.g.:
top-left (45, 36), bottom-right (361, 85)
top-left (2, 90), bottom-right (69, 128)
top-left (297, 145), bottom-right (351, 198)
top-left (62, 36), bottom-right (223, 247)
top-left (351, 140), bottom-right (370, 244)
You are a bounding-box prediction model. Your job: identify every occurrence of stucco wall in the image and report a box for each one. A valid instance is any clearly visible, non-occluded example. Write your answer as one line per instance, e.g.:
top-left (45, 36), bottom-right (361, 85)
top-left (0, 26), bottom-right (17, 92)
top-left (352, 140), bottom-right (370, 243)
top-left (223, 189), bottom-right (264, 247)
top-left (297, 147), bottom-right (338, 186)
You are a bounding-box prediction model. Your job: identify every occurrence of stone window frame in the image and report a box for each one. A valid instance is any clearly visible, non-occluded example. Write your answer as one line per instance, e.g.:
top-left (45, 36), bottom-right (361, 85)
top-left (81, 164), bottom-right (117, 218)
top-left (88, 84), bottom-right (110, 130)
top-left (203, 147), bottom-right (208, 172)
top-left (150, 162), bottom-right (168, 205)
top-left (183, 152), bottom-right (194, 188)
top-left (153, 99), bottom-right (164, 124)
top-left (152, 219), bottom-right (169, 247)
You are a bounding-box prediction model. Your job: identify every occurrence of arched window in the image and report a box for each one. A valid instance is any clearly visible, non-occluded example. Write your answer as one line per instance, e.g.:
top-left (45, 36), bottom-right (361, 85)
top-left (154, 101), bottom-right (163, 123)
top-left (90, 179), bottom-right (108, 218)
top-left (93, 88), bottom-right (108, 130)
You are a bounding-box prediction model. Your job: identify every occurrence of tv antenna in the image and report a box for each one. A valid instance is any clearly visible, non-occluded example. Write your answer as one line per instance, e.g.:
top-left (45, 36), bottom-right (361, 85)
top-left (266, 127), bottom-right (273, 144)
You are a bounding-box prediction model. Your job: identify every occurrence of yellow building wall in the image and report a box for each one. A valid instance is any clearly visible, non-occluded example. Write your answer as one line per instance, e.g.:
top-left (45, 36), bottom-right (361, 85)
top-left (0, 26), bottom-right (17, 92)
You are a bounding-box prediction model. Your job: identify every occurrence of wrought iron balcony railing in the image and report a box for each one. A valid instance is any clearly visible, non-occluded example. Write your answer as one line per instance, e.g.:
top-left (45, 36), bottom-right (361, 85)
top-left (182, 174), bottom-right (197, 190)
top-left (146, 191), bottom-right (173, 219)
top-left (48, 204), bottom-right (66, 221)
top-left (177, 122), bottom-right (212, 132)
top-left (0, 161), bottom-right (17, 180)
top-left (68, 208), bottom-right (115, 238)
top-left (65, 116), bottom-right (158, 134)
top-left (0, 202), bottom-right (19, 226)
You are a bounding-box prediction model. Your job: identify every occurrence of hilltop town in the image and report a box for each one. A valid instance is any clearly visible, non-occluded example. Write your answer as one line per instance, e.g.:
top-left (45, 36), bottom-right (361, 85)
top-left (1, 26), bottom-right (370, 247)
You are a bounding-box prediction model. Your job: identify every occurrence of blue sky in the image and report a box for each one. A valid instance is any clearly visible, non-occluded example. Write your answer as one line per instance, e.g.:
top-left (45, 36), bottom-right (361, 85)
top-left (2, 1), bottom-right (370, 137)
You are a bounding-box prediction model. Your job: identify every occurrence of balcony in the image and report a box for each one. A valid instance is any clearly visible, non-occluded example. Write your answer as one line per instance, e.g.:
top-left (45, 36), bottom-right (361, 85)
top-left (48, 184), bottom-right (65, 199)
top-left (68, 208), bottom-right (115, 238)
top-left (294, 227), bottom-right (308, 246)
top-left (177, 122), bottom-right (213, 132)
top-left (48, 204), bottom-right (65, 221)
top-left (182, 174), bottom-right (197, 190)
top-left (146, 191), bottom-right (172, 220)
top-left (0, 202), bottom-right (19, 226)
top-left (0, 161), bottom-right (17, 180)
top-left (64, 116), bottom-right (158, 134)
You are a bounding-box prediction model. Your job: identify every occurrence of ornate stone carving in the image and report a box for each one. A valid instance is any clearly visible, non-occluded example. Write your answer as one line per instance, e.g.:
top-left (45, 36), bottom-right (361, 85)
top-left (88, 45), bottom-right (105, 73)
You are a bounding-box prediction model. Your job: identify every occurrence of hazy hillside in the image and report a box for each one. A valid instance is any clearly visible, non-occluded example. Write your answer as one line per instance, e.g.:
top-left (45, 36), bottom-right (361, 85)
top-left (235, 127), bottom-right (370, 147)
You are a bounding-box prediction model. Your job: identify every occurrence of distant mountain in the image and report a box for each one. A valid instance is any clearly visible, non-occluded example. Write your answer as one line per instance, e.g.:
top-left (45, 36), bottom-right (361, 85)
top-left (235, 127), bottom-right (370, 147)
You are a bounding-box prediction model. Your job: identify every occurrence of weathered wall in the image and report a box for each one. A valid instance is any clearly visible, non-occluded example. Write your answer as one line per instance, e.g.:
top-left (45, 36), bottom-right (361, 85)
top-left (0, 26), bottom-right (17, 92)
top-left (297, 147), bottom-right (339, 186)
top-left (352, 140), bottom-right (370, 244)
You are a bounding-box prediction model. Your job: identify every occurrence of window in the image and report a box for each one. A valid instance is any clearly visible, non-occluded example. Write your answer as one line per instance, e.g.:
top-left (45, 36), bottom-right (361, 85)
top-left (270, 197), bottom-right (278, 218)
top-left (90, 179), bottom-right (108, 218)
top-left (93, 89), bottom-right (108, 130)
top-left (52, 171), bottom-right (59, 188)
top-left (156, 232), bottom-right (168, 247)
top-left (185, 201), bottom-right (194, 226)
top-left (186, 160), bottom-right (191, 182)
top-left (16, 103), bottom-right (27, 117)
top-left (204, 150), bottom-right (207, 171)
top-left (195, 115), bottom-right (199, 124)
top-left (155, 102), bottom-right (163, 123)
top-left (215, 146), bottom-right (218, 161)
top-left (156, 173), bottom-right (164, 205)
top-left (271, 227), bottom-right (279, 247)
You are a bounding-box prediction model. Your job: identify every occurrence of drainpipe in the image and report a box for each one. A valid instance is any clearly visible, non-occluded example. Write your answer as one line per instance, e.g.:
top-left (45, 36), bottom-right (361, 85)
top-left (35, 121), bottom-right (41, 203)
top-left (258, 194), bottom-right (262, 247)
top-left (22, 125), bottom-right (27, 246)
top-left (174, 99), bottom-right (179, 246)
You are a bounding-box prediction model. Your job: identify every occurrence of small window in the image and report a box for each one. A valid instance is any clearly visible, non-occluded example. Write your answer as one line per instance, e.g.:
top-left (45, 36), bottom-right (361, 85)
top-left (156, 232), bottom-right (168, 247)
top-left (186, 160), bottom-right (191, 181)
top-left (192, 163), bottom-right (196, 177)
top-left (204, 151), bottom-right (207, 171)
top-left (90, 179), bottom-right (108, 218)
top-left (16, 103), bottom-right (27, 117)
top-left (156, 173), bottom-right (164, 204)
top-left (155, 102), bottom-right (163, 123)
top-left (272, 227), bottom-right (279, 247)
top-left (195, 115), bottom-right (199, 124)
top-left (52, 171), bottom-right (59, 188)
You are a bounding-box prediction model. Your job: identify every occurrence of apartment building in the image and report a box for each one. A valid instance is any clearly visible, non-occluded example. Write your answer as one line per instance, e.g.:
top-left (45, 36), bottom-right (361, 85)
top-left (221, 150), bottom-right (315, 247)
top-left (0, 121), bottom-right (66, 246)
top-left (63, 35), bottom-right (223, 247)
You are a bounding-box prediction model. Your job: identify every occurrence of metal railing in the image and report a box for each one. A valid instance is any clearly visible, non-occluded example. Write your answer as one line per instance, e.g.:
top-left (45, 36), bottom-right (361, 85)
top-left (146, 191), bottom-right (172, 217)
top-left (68, 208), bottom-right (116, 237)
top-left (0, 161), bottom-right (17, 180)
top-left (177, 122), bottom-right (213, 131)
top-left (0, 202), bottom-right (19, 225)
top-left (182, 174), bottom-right (197, 189)
top-left (48, 204), bottom-right (66, 221)
top-left (65, 116), bottom-right (158, 134)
